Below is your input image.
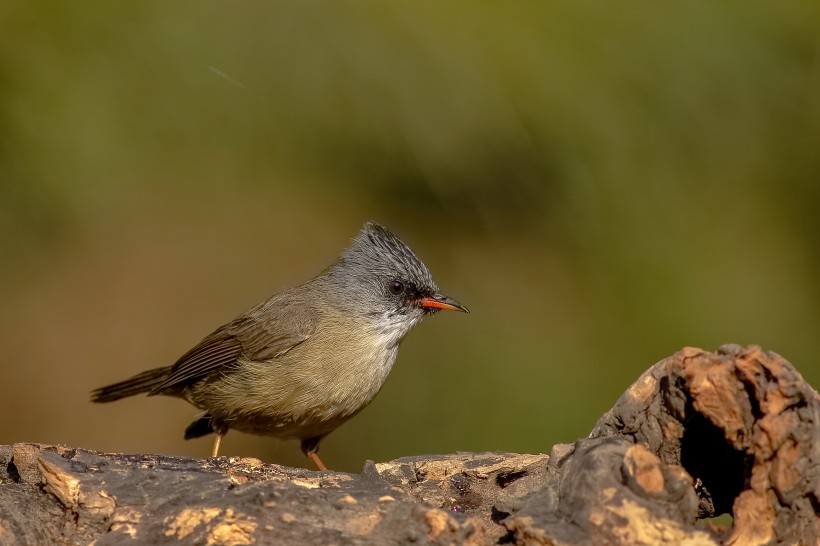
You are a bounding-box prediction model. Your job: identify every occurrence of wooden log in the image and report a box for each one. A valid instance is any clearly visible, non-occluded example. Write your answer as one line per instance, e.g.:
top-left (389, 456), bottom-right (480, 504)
top-left (1, 345), bottom-right (817, 545)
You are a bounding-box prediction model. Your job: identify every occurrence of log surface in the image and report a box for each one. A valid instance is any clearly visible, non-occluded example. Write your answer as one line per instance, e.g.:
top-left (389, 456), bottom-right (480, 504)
top-left (1, 345), bottom-right (817, 545)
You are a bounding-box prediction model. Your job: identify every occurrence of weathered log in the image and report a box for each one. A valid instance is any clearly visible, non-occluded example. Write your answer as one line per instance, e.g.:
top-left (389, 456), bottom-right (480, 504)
top-left (505, 344), bottom-right (819, 545)
top-left (1, 345), bottom-right (817, 545)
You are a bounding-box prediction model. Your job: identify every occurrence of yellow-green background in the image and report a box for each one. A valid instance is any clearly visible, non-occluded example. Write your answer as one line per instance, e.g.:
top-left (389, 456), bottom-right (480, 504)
top-left (2, 2), bottom-right (818, 472)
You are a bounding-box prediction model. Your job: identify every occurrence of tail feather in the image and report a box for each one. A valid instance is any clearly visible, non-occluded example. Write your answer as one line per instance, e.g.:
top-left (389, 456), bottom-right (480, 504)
top-left (90, 366), bottom-right (171, 403)
top-left (184, 415), bottom-right (215, 439)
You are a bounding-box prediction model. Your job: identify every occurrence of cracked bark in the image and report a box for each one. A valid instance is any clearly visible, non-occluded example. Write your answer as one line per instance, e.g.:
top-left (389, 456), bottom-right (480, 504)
top-left (1, 345), bottom-right (817, 545)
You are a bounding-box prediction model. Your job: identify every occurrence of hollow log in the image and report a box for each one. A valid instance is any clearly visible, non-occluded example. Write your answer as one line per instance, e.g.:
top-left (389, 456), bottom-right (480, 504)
top-left (1, 345), bottom-right (817, 545)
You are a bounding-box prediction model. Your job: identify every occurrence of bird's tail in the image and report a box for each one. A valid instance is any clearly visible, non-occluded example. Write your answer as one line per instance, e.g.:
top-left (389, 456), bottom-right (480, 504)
top-left (90, 366), bottom-right (171, 403)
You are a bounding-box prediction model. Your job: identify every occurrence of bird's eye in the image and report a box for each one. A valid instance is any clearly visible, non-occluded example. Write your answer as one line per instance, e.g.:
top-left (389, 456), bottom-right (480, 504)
top-left (388, 280), bottom-right (404, 296)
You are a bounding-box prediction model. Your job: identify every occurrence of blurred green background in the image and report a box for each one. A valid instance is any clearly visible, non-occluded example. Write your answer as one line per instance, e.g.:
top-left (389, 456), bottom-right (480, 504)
top-left (1, 2), bottom-right (818, 472)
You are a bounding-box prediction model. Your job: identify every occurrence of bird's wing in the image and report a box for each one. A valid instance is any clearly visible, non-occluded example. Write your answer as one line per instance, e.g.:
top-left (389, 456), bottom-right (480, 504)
top-left (149, 295), bottom-right (315, 394)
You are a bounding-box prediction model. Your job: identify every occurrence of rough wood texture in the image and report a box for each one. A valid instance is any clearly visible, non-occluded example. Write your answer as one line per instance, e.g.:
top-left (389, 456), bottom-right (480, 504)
top-left (506, 344), bottom-right (819, 545)
top-left (1, 345), bottom-right (817, 545)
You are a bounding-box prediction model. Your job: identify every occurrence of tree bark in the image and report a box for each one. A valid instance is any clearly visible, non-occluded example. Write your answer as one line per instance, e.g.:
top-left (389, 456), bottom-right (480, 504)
top-left (1, 345), bottom-right (817, 545)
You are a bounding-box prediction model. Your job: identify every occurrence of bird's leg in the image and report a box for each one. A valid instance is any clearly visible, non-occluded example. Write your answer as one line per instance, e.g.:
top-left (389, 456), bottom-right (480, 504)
top-left (307, 451), bottom-right (328, 471)
top-left (301, 436), bottom-right (327, 470)
top-left (211, 425), bottom-right (229, 458)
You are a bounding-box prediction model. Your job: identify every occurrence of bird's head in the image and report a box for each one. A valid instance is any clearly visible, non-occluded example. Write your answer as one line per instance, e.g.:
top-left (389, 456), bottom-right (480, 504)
top-left (323, 222), bottom-right (468, 339)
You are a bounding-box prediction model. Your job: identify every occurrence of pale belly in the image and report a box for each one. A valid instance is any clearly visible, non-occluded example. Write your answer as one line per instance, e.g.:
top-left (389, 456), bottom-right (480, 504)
top-left (184, 329), bottom-right (400, 441)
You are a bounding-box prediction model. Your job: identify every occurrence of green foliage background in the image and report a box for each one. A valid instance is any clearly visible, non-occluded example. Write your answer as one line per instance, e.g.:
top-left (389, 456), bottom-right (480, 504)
top-left (1, 2), bottom-right (818, 471)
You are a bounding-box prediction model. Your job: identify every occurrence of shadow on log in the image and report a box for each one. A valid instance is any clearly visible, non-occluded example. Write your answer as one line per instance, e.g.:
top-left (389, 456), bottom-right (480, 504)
top-left (1, 345), bottom-right (817, 545)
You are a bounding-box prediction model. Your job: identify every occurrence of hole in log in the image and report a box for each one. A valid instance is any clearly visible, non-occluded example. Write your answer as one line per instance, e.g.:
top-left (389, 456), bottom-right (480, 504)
top-left (495, 470), bottom-right (527, 489)
top-left (681, 411), bottom-right (750, 516)
top-left (6, 460), bottom-right (20, 483)
top-left (492, 508), bottom-right (515, 544)
top-left (490, 506), bottom-right (511, 523)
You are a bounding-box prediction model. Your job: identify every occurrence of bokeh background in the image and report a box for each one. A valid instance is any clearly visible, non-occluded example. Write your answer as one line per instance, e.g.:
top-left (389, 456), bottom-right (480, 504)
top-left (2, 2), bottom-right (819, 472)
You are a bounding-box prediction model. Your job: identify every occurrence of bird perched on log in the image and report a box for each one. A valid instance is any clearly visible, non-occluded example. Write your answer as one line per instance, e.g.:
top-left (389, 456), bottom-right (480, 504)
top-left (91, 222), bottom-right (468, 470)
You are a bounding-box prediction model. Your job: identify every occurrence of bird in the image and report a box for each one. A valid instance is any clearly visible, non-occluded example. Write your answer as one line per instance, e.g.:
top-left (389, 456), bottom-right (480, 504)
top-left (90, 222), bottom-right (468, 470)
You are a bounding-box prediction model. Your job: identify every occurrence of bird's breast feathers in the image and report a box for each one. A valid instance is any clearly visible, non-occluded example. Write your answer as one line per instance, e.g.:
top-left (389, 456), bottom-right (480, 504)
top-left (191, 314), bottom-right (414, 436)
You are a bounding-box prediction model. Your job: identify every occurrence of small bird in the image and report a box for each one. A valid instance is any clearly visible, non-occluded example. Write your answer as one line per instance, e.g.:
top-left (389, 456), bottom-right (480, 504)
top-left (91, 222), bottom-right (468, 470)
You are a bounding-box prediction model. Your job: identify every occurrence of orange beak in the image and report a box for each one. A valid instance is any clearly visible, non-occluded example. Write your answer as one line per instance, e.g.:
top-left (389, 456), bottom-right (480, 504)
top-left (420, 294), bottom-right (469, 313)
